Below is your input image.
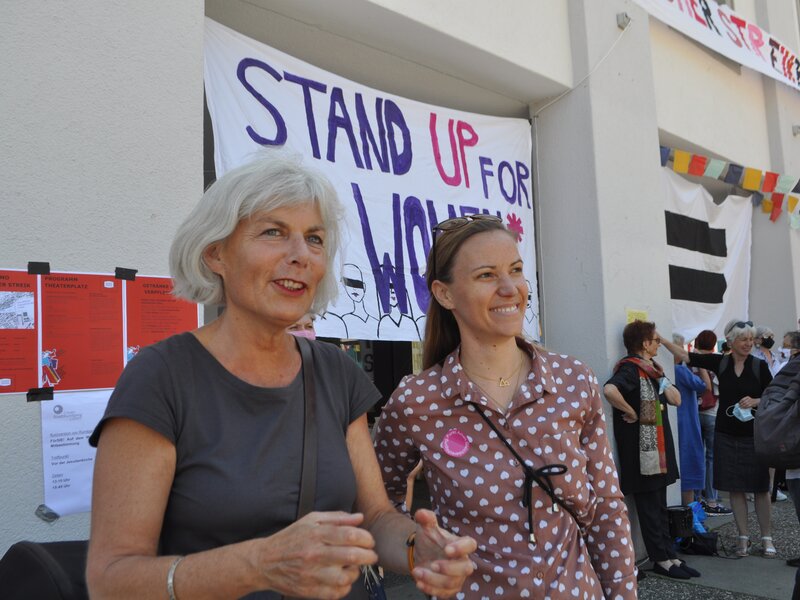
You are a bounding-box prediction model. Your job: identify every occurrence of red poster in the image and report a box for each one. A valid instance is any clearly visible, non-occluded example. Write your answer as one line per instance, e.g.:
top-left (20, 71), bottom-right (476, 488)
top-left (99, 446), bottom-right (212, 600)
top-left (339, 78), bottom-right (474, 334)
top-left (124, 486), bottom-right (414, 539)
top-left (125, 277), bottom-right (199, 362)
top-left (40, 273), bottom-right (124, 391)
top-left (0, 269), bottom-right (39, 393)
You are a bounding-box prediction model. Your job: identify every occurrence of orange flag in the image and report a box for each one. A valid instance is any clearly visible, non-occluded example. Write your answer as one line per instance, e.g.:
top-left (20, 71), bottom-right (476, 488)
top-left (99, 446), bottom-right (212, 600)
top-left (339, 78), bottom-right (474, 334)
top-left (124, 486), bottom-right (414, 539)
top-left (688, 154), bottom-right (707, 176)
top-left (672, 150), bottom-right (691, 173)
top-left (762, 171), bottom-right (779, 193)
top-left (742, 168), bottom-right (762, 191)
top-left (770, 194), bottom-right (784, 222)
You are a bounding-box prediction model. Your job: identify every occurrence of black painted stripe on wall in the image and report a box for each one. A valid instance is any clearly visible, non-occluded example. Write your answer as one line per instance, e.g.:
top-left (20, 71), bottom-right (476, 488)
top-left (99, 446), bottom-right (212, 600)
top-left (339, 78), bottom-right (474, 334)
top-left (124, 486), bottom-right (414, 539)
top-left (669, 265), bottom-right (727, 303)
top-left (664, 211), bottom-right (727, 257)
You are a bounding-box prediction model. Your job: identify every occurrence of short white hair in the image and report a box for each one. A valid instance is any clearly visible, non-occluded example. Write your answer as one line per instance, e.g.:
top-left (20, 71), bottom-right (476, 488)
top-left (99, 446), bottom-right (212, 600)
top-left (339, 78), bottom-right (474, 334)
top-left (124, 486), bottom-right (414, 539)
top-left (672, 333), bottom-right (685, 346)
top-left (755, 325), bottom-right (774, 339)
top-left (169, 151), bottom-right (344, 313)
top-left (723, 319), bottom-right (756, 343)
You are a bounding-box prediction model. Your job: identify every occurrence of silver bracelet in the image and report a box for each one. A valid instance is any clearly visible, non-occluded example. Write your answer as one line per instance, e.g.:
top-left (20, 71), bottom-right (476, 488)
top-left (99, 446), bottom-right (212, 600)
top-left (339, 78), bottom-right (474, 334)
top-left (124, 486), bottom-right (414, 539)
top-left (167, 556), bottom-right (184, 600)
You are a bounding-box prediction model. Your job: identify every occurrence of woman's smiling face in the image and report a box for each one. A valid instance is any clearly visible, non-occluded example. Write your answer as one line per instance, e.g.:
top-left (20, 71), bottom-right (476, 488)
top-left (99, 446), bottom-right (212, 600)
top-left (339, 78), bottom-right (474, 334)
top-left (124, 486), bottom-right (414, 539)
top-left (434, 229), bottom-right (527, 344)
top-left (204, 203), bottom-right (327, 329)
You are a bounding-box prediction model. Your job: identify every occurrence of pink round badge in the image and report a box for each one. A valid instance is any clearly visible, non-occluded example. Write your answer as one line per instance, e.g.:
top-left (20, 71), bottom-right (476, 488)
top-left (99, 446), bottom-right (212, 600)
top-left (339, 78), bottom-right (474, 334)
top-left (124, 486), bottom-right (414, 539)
top-left (441, 428), bottom-right (470, 457)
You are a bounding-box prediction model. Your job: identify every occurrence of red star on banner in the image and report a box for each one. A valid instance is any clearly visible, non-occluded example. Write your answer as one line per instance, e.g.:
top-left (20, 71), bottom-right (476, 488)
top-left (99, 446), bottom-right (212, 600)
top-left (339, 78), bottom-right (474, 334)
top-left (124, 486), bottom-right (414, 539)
top-left (506, 213), bottom-right (524, 242)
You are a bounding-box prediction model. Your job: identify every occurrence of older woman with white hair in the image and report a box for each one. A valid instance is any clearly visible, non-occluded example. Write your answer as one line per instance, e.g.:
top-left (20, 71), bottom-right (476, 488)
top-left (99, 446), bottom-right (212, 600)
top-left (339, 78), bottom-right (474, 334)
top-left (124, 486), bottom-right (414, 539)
top-left (754, 325), bottom-right (784, 377)
top-left (661, 320), bottom-right (774, 558)
top-left (86, 152), bottom-right (475, 599)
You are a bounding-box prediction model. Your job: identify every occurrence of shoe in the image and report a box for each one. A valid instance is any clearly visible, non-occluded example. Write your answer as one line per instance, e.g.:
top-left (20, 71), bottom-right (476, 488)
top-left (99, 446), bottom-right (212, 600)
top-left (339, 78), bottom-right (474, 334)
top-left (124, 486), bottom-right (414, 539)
top-left (787, 557), bottom-right (800, 567)
top-left (704, 503), bottom-right (733, 516)
top-left (677, 560), bottom-right (701, 577)
top-left (636, 569), bottom-right (647, 581)
top-left (652, 563), bottom-right (691, 579)
top-left (762, 536), bottom-right (777, 558)
top-left (736, 535), bottom-right (751, 557)
top-left (775, 490), bottom-right (788, 502)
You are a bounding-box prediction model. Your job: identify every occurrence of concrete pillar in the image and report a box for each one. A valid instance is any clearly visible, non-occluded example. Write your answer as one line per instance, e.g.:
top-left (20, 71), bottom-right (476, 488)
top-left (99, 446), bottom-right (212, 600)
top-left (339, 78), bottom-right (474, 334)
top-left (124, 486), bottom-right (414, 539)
top-left (533, 0), bottom-right (679, 560)
top-left (752, 2), bottom-right (800, 333)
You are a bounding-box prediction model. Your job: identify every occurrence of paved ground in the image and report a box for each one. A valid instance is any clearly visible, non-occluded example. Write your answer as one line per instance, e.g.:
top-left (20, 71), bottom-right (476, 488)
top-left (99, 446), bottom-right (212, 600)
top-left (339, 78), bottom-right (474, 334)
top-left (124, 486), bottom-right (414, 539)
top-left (382, 495), bottom-right (800, 599)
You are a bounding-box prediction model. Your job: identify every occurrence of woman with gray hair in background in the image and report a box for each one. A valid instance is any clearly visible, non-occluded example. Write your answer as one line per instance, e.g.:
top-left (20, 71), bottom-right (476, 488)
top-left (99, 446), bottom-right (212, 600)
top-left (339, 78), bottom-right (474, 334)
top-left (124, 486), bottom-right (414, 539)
top-left (754, 325), bottom-right (785, 377)
top-left (660, 320), bottom-right (774, 558)
top-left (85, 152), bottom-right (475, 599)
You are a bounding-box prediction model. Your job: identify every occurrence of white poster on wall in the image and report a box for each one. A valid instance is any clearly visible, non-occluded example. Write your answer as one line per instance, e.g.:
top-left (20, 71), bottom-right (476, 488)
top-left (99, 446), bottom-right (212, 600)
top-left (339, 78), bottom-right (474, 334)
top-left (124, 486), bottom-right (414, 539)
top-left (41, 390), bottom-right (110, 516)
top-left (663, 169), bottom-right (752, 340)
top-left (204, 18), bottom-right (539, 341)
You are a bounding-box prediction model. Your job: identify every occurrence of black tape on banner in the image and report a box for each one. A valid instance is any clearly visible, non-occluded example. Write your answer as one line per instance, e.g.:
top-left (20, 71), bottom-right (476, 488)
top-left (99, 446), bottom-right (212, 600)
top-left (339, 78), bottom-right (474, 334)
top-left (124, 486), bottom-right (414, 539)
top-left (114, 267), bottom-right (138, 281)
top-left (27, 262), bottom-right (50, 275)
top-left (27, 387), bottom-right (54, 402)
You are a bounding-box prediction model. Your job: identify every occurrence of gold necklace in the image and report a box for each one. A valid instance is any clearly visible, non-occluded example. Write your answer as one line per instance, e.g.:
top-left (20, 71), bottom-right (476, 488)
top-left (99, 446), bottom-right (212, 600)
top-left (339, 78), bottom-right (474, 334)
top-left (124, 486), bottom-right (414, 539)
top-left (465, 362), bottom-right (528, 413)
top-left (463, 355), bottom-right (525, 387)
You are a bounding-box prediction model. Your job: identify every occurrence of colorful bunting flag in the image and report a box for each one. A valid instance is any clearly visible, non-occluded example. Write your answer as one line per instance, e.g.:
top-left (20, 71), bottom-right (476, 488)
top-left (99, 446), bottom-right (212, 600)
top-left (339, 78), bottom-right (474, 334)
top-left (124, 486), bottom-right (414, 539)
top-left (660, 145), bottom-right (671, 167)
top-left (662, 144), bottom-right (799, 227)
top-left (742, 168), bottom-right (762, 191)
top-left (770, 194), bottom-right (784, 222)
top-left (688, 154), bottom-right (707, 176)
top-left (775, 175), bottom-right (797, 193)
top-left (703, 158), bottom-right (726, 179)
top-left (762, 171), bottom-right (779, 193)
top-left (673, 150), bottom-right (691, 174)
top-left (725, 164), bottom-right (743, 184)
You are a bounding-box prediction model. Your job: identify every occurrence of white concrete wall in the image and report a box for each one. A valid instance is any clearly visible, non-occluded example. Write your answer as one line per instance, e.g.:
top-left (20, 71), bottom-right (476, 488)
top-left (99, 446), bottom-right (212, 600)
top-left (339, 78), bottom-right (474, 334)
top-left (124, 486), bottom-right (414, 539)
top-left (205, 0), bottom-right (574, 118)
top-left (0, 1), bottom-right (204, 554)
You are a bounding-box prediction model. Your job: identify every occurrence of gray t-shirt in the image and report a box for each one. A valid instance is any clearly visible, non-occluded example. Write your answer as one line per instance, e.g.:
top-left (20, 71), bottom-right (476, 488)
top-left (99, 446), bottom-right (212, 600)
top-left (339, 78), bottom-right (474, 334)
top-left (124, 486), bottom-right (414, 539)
top-left (90, 332), bottom-right (380, 599)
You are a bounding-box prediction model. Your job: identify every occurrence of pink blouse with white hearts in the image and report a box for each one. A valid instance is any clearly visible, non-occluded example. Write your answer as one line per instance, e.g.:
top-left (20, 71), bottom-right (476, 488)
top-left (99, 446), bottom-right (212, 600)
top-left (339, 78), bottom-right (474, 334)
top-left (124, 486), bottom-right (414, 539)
top-left (373, 341), bottom-right (637, 600)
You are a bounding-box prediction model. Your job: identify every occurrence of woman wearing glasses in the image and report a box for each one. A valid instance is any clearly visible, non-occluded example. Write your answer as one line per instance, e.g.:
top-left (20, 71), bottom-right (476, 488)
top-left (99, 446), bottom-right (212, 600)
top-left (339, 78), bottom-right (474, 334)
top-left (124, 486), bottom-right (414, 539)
top-left (373, 214), bottom-right (636, 598)
top-left (603, 321), bottom-right (691, 580)
top-left (660, 320), bottom-right (774, 558)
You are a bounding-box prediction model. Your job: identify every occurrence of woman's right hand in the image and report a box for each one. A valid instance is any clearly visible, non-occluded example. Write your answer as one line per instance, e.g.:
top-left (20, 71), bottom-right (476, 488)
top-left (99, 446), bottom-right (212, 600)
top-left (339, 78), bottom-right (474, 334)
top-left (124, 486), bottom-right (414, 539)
top-left (255, 511), bottom-right (378, 599)
top-left (621, 409), bottom-right (638, 424)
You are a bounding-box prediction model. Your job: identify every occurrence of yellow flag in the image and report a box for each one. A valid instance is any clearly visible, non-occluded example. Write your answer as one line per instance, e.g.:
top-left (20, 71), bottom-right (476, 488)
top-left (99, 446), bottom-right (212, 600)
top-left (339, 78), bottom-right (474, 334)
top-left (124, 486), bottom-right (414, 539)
top-left (672, 150), bottom-right (690, 173)
top-left (789, 196), bottom-right (799, 213)
top-left (742, 168), bottom-right (762, 191)
top-left (762, 198), bottom-right (773, 213)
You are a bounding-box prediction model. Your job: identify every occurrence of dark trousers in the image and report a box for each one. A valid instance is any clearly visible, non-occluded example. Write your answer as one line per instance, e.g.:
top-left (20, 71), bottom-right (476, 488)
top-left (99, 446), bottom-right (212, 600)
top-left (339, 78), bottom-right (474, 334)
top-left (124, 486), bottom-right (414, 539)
top-left (633, 487), bottom-right (676, 563)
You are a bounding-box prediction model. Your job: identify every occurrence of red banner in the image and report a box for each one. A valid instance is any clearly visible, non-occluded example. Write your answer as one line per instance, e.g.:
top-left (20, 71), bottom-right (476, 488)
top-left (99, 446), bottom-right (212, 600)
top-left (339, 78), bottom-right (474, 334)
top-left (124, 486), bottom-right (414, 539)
top-left (0, 270), bottom-right (39, 393)
top-left (40, 273), bottom-right (124, 391)
top-left (126, 277), bottom-right (199, 362)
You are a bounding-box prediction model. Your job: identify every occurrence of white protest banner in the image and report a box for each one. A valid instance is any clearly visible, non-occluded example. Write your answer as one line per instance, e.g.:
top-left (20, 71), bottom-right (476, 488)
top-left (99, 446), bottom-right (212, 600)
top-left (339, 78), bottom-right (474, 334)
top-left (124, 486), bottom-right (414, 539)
top-left (41, 390), bottom-right (110, 516)
top-left (634, 0), bottom-right (800, 93)
top-left (663, 169), bottom-right (752, 340)
top-left (204, 18), bottom-right (538, 341)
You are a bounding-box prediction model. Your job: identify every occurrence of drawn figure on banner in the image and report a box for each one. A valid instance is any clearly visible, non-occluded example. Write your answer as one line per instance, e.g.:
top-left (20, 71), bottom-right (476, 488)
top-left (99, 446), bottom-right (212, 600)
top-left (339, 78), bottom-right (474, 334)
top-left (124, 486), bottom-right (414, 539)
top-left (342, 264), bottom-right (378, 328)
top-left (126, 346), bottom-right (141, 363)
top-left (377, 272), bottom-right (421, 340)
top-left (524, 280), bottom-right (537, 327)
top-left (333, 263), bottom-right (379, 335)
top-left (41, 349), bottom-right (62, 387)
top-left (316, 311), bottom-right (348, 339)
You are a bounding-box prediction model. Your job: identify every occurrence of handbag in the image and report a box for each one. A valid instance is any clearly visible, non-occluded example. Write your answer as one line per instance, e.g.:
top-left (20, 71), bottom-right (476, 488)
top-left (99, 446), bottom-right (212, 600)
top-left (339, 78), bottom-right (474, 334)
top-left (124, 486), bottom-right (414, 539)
top-left (666, 505), bottom-right (693, 539)
top-left (294, 338), bottom-right (387, 600)
top-left (679, 531), bottom-right (719, 556)
top-left (698, 388), bottom-right (717, 411)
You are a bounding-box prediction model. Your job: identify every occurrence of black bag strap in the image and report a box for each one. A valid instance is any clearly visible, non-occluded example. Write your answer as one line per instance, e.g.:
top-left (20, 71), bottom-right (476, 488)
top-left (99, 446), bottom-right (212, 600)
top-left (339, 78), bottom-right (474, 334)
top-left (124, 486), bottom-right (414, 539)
top-left (296, 337), bottom-right (317, 519)
top-left (470, 404), bottom-right (583, 547)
